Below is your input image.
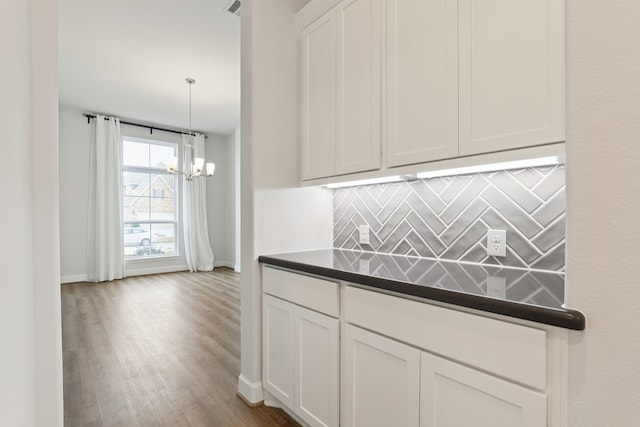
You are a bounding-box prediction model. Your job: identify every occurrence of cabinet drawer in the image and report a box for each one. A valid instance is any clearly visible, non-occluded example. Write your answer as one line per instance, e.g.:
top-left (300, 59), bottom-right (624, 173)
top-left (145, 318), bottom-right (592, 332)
top-left (263, 266), bottom-right (339, 317)
top-left (345, 286), bottom-right (547, 390)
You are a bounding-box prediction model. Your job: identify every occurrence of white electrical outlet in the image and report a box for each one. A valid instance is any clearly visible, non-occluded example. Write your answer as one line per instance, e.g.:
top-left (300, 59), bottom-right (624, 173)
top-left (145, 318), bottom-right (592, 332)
top-left (486, 229), bottom-right (507, 257)
top-left (359, 225), bottom-right (370, 245)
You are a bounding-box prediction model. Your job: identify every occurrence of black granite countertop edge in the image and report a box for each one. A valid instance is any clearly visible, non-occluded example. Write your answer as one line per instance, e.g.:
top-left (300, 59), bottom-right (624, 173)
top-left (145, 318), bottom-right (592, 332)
top-left (258, 255), bottom-right (586, 331)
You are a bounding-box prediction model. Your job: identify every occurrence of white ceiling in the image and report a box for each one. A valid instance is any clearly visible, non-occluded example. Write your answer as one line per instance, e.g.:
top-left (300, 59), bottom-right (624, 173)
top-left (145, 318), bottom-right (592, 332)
top-left (58, 0), bottom-right (241, 136)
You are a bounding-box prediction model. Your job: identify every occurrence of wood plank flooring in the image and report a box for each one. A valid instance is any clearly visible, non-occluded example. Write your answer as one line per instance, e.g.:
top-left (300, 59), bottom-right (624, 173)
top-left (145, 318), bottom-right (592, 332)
top-left (62, 268), bottom-right (299, 427)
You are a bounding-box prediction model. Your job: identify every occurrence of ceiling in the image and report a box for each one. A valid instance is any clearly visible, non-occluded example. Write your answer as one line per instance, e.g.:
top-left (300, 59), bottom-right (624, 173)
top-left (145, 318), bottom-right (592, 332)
top-left (58, 0), bottom-right (241, 136)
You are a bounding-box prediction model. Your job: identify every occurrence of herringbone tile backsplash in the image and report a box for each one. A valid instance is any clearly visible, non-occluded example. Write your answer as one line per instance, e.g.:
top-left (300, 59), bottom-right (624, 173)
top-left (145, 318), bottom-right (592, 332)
top-left (334, 166), bottom-right (566, 272)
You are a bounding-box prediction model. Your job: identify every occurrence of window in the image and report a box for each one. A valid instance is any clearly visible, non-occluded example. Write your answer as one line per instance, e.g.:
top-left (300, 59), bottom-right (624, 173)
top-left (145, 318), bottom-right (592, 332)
top-left (122, 138), bottom-right (178, 259)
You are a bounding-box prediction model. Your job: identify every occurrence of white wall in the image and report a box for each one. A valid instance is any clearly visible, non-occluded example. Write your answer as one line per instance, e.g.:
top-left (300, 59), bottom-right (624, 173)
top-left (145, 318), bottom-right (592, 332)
top-left (237, 0), bottom-right (334, 403)
top-left (0, 0), bottom-right (63, 425)
top-left (565, 0), bottom-right (640, 425)
top-left (206, 132), bottom-right (237, 268)
top-left (59, 106), bottom-right (237, 281)
top-left (234, 127), bottom-right (242, 272)
top-left (58, 106), bottom-right (91, 281)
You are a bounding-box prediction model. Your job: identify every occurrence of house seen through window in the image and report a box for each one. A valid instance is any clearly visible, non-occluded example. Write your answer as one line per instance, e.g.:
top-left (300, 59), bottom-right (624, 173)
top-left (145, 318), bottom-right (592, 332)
top-left (122, 138), bottom-right (178, 259)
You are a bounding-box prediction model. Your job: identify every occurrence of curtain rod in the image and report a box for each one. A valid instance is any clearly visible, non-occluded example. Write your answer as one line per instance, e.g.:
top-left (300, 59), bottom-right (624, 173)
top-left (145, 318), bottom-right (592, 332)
top-left (83, 113), bottom-right (207, 139)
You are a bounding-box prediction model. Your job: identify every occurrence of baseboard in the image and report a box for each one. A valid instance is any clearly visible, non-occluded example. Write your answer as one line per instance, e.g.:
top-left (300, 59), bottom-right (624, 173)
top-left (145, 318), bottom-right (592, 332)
top-left (237, 374), bottom-right (264, 406)
top-left (125, 264), bottom-right (189, 277)
top-left (237, 392), bottom-right (263, 408)
top-left (60, 274), bottom-right (88, 284)
top-left (60, 262), bottom-right (232, 284)
top-left (214, 260), bottom-right (236, 269)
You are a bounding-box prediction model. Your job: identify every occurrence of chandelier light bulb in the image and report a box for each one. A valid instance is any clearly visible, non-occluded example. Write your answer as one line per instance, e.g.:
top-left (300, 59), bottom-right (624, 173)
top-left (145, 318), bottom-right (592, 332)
top-left (194, 157), bottom-right (205, 173)
top-left (167, 157), bottom-right (177, 173)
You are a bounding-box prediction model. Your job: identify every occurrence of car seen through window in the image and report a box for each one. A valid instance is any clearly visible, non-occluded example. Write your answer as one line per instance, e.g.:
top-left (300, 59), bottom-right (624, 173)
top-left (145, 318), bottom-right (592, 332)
top-left (123, 227), bottom-right (151, 246)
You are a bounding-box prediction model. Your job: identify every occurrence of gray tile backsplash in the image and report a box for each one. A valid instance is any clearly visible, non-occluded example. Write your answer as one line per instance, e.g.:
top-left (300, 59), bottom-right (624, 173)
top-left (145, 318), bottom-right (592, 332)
top-left (333, 166), bottom-right (566, 272)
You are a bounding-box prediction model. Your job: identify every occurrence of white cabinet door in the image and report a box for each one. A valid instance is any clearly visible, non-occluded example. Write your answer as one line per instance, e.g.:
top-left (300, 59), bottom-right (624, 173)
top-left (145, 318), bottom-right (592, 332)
top-left (335, 0), bottom-right (382, 175)
top-left (263, 294), bottom-right (295, 408)
top-left (420, 352), bottom-right (547, 427)
top-left (386, 0), bottom-right (458, 167)
top-left (458, 0), bottom-right (565, 155)
top-left (343, 324), bottom-right (420, 427)
top-left (301, 11), bottom-right (336, 180)
top-left (302, 0), bottom-right (382, 180)
top-left (295, 306), bottom-right (340, 427)
top-left (263, 293), bottom-right (340, 427)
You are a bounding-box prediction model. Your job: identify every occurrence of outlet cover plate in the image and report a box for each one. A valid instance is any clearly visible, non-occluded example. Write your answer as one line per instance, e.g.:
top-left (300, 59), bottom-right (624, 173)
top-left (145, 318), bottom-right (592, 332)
top-left (359, 225), bottom-right (370, 245)
top-left (487, 229), bottom-right (507, 257)
top-left (487, 275), bottom-right (507, 299)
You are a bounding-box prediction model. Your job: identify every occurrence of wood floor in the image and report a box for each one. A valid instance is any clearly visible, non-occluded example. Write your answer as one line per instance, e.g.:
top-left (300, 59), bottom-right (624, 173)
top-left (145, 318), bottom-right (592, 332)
top-left (62, 268), bottom-right (299, 427)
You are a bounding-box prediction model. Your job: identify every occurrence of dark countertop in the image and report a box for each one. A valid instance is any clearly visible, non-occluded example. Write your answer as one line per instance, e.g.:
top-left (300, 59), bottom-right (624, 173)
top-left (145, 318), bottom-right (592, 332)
top-left (258, 249), bottom-right (585, 330)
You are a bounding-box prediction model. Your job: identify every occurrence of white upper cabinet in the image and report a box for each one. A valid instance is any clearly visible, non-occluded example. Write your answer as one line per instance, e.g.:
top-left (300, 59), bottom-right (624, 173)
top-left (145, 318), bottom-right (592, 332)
top-left (386, 0), bottom-right (459, 167)
top-left (298, 0), bottom-right (565, 181)
top-left (458, 0), bottom-right (565, 155)
top-left (301, 12), bottom-right (336, 180)
top-left (301, 0), bottom-right (382, 181)
top-left (335, 0), bottom-right (382, 175)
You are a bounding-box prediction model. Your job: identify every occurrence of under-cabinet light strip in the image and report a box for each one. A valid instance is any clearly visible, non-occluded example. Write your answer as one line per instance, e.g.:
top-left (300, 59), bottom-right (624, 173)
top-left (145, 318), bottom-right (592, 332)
top-left (416, 156), bottom-right (564, 179)
top-left (324, 156), bottom-right (563, 189)
top-left (324, 175), bottom-right (406, 189)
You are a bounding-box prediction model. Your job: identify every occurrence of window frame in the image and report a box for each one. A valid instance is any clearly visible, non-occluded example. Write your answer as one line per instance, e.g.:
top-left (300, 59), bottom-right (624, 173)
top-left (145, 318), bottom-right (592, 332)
top-left (122, 136), bottom-right (180, 261)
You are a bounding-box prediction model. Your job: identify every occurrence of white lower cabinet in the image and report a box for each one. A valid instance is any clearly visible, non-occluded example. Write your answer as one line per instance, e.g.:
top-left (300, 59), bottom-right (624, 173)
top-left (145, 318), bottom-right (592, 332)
top-left (263, 268), bottom-right (564, 427)
top-left (343, 286), bottom-right (554, 427)
top-left (295, 307), bottom-right (339, 427)
top-left (262, 267), bottom-right (340, 427)
top-left (263, 294), bottom-right (295, 408)
top-left (343, 324), bottom-right (420, 427)
top-left (420, 352), bottom-right (547, 427)
top-left (343, 324), bottom-right (548, 427)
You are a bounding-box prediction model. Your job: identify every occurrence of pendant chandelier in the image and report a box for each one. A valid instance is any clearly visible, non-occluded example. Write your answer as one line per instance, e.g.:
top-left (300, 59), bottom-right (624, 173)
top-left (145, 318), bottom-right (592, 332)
top-left (167, 77), bottom-right (215, 181)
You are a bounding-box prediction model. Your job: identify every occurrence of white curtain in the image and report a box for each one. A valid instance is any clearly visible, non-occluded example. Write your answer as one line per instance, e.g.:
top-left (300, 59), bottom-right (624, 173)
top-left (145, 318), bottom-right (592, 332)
top-left (86, 115), bottom-right (125, 282)
top-left (182, 133), bottom-right (214, 272)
